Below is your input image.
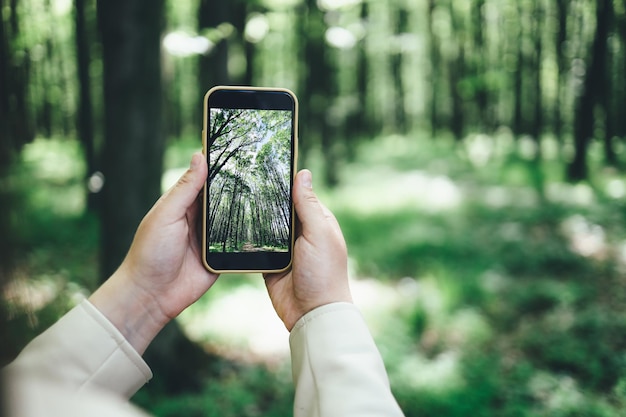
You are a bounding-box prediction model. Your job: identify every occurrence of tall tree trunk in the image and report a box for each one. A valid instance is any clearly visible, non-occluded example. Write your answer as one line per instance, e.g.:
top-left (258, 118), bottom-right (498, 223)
top-left (0, 0), bottom-right (20, 372)
top-left (512, 2), bottom-right (525, 137)
top-left (230, 0), bottom-right (252, 85)
top-left (74, 0), bottom-right (98, 211)
top-left (0, 5), bottom-right (25, 362)
top-left (472, 0), bottom-right (488, 130)
top-left (554, 0), bottom-right (568, 149)
top-left (0, 0), bottom-right (13, 147)
top-left (0, 0), bottom-right (33, 149)
top-left (197, 0), bottom-right (230, 130)
top-left (614, 1), bottom-right (626, 144)
top-left (568, 0), bottom-right (612, 181)
top-left (97, 0), bottom-right (221, 396)
top-left (345, 1), bottom-right (369, 140)
top-left (531, 0), bottom-right (543, 148)
top-left (302, 0), bottom-right (338, 185)
top-left (426, 0), bottom-right (440, 138)
top-left (448, 1), bottom-right (466, 141)
top-left (449, 50), bottom-right (465, 141)
top-left (391, 7), bottom-right (408, 134)
top-left (601, 1), bottom-right (617, 166)
top-left (198, 0), bottom-right (230, 87)
top-left (39, 1), bottom-right (54, 138)
top-left (602, 39), bottom-right (617, 167)
top-left (98, 0), bottom-right (165, 278)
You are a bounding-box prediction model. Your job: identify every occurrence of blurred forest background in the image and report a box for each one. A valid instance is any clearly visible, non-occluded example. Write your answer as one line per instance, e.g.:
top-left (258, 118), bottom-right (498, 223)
top-left (2, 0), bottom-right (626, 416)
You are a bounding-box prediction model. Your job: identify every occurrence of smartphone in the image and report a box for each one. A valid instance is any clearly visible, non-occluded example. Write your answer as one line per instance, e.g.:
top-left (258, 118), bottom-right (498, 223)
top-left (202, 86), bottom-right (298, 273)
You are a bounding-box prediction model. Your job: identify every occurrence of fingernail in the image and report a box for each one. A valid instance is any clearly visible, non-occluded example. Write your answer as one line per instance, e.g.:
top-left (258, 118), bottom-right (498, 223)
top-left (301, 170), bottom-right (312, 189)
top-left (190, 153), bottom-right (201, 170)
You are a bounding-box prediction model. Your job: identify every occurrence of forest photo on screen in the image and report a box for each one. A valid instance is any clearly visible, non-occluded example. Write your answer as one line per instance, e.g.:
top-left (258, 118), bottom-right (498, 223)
top-left (207, 107), bottom-right (292, 253)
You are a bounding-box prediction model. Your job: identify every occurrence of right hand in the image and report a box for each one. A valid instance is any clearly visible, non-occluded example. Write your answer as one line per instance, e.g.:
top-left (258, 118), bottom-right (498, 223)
top-left (264, 169), bottom-right (353, 331)
top-left (89, 152), bottom-right (219, 354)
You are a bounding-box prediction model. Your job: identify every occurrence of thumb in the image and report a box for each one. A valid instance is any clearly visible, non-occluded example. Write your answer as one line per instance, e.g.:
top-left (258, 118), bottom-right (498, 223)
top-left (293, 169), bottom-right (336, 240)
top-left (156, 152), bottom-right (207, 218)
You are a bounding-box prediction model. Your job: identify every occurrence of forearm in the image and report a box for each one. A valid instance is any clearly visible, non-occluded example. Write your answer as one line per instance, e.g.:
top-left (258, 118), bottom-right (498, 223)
top-left (290, 303), bottom-right (404, 417)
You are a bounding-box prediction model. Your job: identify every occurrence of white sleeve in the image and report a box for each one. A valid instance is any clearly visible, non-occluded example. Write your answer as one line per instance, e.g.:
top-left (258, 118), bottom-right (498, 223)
top-left (289, 302), bottom-right (405, 417)
top-left (3, 298), bottom-right (152, 398)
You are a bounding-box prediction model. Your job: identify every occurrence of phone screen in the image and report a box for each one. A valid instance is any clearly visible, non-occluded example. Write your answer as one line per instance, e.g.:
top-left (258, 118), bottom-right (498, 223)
top-left (203, 87), bottom-right (297, 273)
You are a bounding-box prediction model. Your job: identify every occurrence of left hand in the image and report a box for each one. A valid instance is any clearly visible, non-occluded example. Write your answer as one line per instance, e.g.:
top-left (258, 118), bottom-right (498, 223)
top-left (89, 152), bottom-right (218, 354)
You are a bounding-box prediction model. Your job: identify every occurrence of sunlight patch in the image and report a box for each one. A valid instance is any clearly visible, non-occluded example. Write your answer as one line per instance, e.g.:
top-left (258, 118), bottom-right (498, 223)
top-left (464, 133), bottom-right (494, 167)
top-left (329, 169), bottom-right (463, 214)
top-left (163, 31), bottom-right (213, 57)
top-left (325, 27), bottom-right (357, 49)
top-left (245, 14), bottom-right (270, 43)
top-left (394, 351), bottom-right (462, 391)
top-left (179, 275), bottom-right (414, 364)
top-left (606, 178), bottom-right (626, 199)
top-left (529, 372), bottom-right (585, 412)
top-left (561, 215), bottom-right (607, 259)
top-left (162, 167), bottom-right (188, 192)
top-left (547, 182), bottom-right (595, 205)
top-left (20, 138), bottom-right (86, 216)
top-left (181, 283), bottom-right (290, 362)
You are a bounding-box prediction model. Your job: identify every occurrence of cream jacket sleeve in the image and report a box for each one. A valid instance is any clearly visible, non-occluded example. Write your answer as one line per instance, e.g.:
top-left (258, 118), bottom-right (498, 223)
top-left (290, 302), bottom-right (405, 417)
top-left (3, 299), bottom-right (152, 417)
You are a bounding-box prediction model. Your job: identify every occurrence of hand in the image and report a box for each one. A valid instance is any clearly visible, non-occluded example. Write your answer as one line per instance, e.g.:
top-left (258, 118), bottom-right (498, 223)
top-left (264, 169), bottom-right (352, 331)
top-left (89, 152), bottom-right (218, 354)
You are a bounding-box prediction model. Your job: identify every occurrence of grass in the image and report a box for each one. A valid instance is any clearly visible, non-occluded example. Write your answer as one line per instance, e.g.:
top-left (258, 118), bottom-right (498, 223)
top-left (5, 132), bottom-right (626, 416)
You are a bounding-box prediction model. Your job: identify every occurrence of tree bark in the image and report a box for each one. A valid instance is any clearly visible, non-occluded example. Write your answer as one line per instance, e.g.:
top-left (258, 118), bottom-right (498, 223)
top-left (530, 0), bottom-right (543, 148)
top-left (426, 0), bottom-right (440, 138)
top-left (302, 0), bottom-right (338, 185)
top-left (554, 0), bottom-right (568, 147)
top-left (198, 0), bottom-right (230, 87)
top-left (448, 1), bottom-right (465, 141)
top-left (391, 7), bottom-right (408, 134)
top-left (512, 2), bottom-right (525, 137)
top-left (98, 0), bottom-right (165, 278)
top-left (0, 0), bottom-right (33, 149)
top-left (74, 0), bottom-right (97, 211)
top-left (568, 0), bottom-right (611, 181)
top-left (97, 0), bottom-right (223, 396)
top-left (472, 0), bottom-right (488, 130)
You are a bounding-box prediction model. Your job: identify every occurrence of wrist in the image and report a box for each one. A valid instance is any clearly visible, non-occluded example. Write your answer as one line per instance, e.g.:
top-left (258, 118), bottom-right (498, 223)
top-left (88, 267), bottom-right (169, 355)
top-left (289, 302), bottom-right (357, 334)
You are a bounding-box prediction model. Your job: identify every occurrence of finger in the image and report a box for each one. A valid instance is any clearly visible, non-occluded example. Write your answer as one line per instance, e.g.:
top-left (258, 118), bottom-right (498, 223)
top-left (156, 152), bottom-right (207, 219)
top-left (186, 189), bottom-right (204, 250)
